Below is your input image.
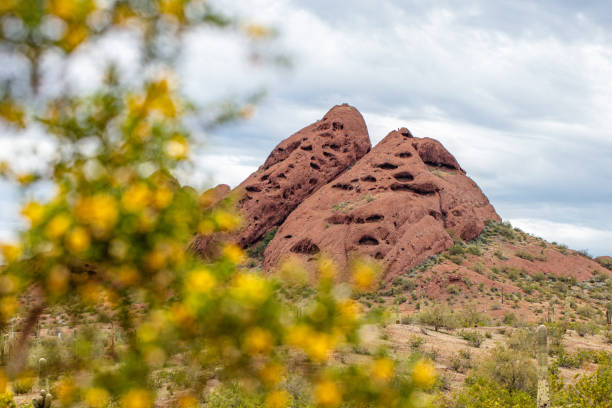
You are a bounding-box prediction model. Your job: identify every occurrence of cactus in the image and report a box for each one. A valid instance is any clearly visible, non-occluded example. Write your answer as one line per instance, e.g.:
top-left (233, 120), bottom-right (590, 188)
top-left (536, 325), bottom-right (550, 408)
top-left (32, 389), bottom-right (52, 408)
top-left (606, 302), bottom-right (612, 325)
top-left (39, 358), bottom-right (48, 390)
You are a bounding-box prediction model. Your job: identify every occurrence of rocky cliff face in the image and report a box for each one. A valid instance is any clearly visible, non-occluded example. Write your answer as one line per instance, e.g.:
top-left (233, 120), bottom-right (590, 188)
top-left (191, 104), bottom-right (371, 253)
top-left (262, 128), bottom-right (500, 281)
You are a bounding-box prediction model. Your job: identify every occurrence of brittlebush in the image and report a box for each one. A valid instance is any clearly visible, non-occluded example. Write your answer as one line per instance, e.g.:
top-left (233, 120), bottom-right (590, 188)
top-left (0, 1), bottom-right (435, 407)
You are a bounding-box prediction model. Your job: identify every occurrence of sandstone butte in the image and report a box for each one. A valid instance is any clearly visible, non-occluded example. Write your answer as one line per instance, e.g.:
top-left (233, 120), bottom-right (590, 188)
top-left (263, 127), bottom-right (501, 281)
top-left (191, 104), bottom-right (371, 254)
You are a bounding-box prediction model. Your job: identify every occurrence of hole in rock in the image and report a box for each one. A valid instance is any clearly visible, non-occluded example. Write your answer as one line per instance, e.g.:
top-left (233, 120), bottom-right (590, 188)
top-left (358, 235), bottom-right (379, 245)
top-left (393, 172), bottom-right (414, 182)
top-left (284, 235), bottom-right (292, 239)
top-left (290, 238), bottom-right (320, 255)
top-left (277, 173), bottom-right (286, 179)
top-left (322, 151), bottom-right (335, 158)
top-left (365, 214), bottom-right (384, 222)
top-left (376, 163), bottom-right (398, 170)
top-left (309, 178), bottom-right (318, 185)
top-left (300, 145), bottom-right (313, 151)
top-left (260, 174), bottom-right (269, 181)
top-left (401, 131), bottom-right (411, 137)
top-left (395, 152), bottom-right (412, 158)
top-left (245, 186), bottom-right (261, 192)
top-left (326, 214), bottom-right (352, 225)
top-left (361, 175), bottom-right (376, 182)
top-left (375, 252), bottom-right (384, 260)
top-left (319, 132), bottom-right (333, 138)
top-left (310, 162), bottom-right (321, 170)
top-left (316, 123), bottom-right (330, 131)
top-left (331, 183), bottom-right (353, 190)
top-left (332, 122), bottom-right (344, 130)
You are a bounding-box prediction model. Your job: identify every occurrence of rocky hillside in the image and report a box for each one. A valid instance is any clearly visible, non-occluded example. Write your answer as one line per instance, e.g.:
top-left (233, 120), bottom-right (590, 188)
top-left (196, 105), bottom-right (611, 307)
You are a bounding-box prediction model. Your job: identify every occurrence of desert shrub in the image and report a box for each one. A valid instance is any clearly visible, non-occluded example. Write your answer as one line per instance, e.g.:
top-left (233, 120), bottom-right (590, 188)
top-left (447, 254), bottom-right (464, 265)
top-left (409, 335), bottom-right (426, 352)
top-left (466, 246), bottom-right (481, 256)
top-left (417, 304), bottom-right (455, 331)
top-left (246, 228), bottom-right (278, 260)
top-left (493, 250), bottom-right (507, 260)
top-left (450, 349), bottom-right (473, 373)
top-left (459, 330), bottom-right (484, 348)
top-left (533, 271), bottom-right (546, 282)
top-left (453, 376), bottom-right (535, 408)
top-left (502, 311), bottom-right (518, 326)
top-left (515, 251), bottom-right (534, 261)
top-left (457, 304), bottom-right (488, 327)
top-left (448, 244), bottom-right (466, 256)
top-left (0, 392), bottom-right (16, 408)
top-left (479, 346), bottom-right (537, 394)
top-left (552, 357), bottom-right (612, 407)
top-left (605, 330), bottom-right (612, 344)
top-left (507, 329), bottom-right (536, 357)
top-left (11, 376), bottom-right (34, 395)
top-left (448, 285), bottom-right (459, 295)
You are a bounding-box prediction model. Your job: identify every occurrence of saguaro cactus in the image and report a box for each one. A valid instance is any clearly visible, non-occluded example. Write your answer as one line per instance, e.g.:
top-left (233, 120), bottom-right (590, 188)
top-left (39, 357), bottom-right (48, 390)
top-left (33, 389), bottom-right (52, 408)
top-left (536, 325), bottom-right (550, 408)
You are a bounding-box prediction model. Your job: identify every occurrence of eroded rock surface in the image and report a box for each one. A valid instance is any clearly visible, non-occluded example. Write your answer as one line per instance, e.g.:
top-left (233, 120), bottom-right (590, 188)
top-left (193, 104), bottom-right (371, 253)
top-left (263, 128), bottom-right (500, 281)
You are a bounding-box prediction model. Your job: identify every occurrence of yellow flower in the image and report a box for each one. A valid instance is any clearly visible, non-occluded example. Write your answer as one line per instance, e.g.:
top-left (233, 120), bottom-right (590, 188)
top-left (152, 187), bottom-right (173, 209)
top-left (243, 327), bottom-right (274, 356)
top-left (0, 243), bottom-right (21, 263)
top-left (259, 361), bottom-right (284, 385)
top-left (306, 332), bottom-right (335, 362)
top-left (265, 390), bottom-right (291, 408)
top-left (186, 268), bottom-right (216, 293)
top-left (85, 387), bottom-right (110, 408)
top-left (75, 194), bottom-right (118, 234)
top-left (0, 296), bottom-right (18, 321)
top-left (351, 260), bottom-right (378, 291)
top-left (66, 227), bottom-right (90, 253)
top-left (314, 380), bottom-right (342, 408)
top-left (122, 183), bottom-right (151, 212)
top-left (197, 219), bottom-right (215, 235)
top-left (318, 257), bottom-right (337, 281)
top-left (63, 24), bottom-right (89, 50)
top-left (16, 173), bottom-right (36, 185)
top-left (121, 389), bottom-right (152, 408)
top-left (177, 395), bottom-right (198, 408)
top-left (0, 369), bottom-right (6, 393)
top-left (223, 243), bottom-right (246, 264)
top-left (245, 24), bottom-right (271, 39)
top-left (54, 378), bottom-right (76, 404)
top-left (47, 265), bottom-right (70, 295)
top-left (45, 214), bottom-right (71, 239)
top-left (114, 265), bottom-right (140, 287)
top-left (286, 324), bottom-right (312, 349)
top-left (412, 359), bottom-right (436, 389)
top-left (0, 101), bottom-right (25, 128)
top-left (231, 273), bottom-right (269, 304)
top-left (213, 209), bottom-right (241, 231)
top-left (159, 0), bottom-right (184, 17)
top-left (164, 136), bottom-right (187, 159)
top-left (339, 299), bottom-right (360, 323)
top-left (21, 201), bottom-right (45, 226)
top-left (0, 0), bottom-right (16, 13)
top-left (372, 358), bottom-right (394, 382)
top-left (133, 120), bottom-right (152, 141)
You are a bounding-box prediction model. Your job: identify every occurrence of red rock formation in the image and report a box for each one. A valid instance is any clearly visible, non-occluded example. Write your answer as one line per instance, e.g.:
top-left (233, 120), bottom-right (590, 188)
top-left (263, 128), bottom-right (500, 281)
top-left (193, 104), bottom-right (371, 253)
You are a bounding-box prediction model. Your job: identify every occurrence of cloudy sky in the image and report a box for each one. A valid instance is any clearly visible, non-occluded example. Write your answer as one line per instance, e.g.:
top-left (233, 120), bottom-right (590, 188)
top-left (1, 0), bottom-right (612, 256)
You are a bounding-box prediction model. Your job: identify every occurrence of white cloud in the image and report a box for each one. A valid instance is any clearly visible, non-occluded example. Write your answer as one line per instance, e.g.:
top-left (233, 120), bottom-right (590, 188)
top-left (510, 218), bottom-right (612, 256)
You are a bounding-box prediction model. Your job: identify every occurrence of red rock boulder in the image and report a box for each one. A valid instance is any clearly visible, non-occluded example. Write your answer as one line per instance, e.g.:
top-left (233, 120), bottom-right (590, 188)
top-left (263, 128), bottom-right (500, 281)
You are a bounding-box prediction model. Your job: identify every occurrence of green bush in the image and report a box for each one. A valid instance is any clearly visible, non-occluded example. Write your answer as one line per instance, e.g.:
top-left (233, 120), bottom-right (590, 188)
top-left (479, 346), bottom-right (537, 394)
top-left (453, 376), bottom-right (535, 408)
top-left (460, 330), bottom-right (484, 348)
top-left (553, 358), bottom-right (612, 407)
top-left (515, 251), bottom-right (534, 261)
top-left (0, 392), bottom-right (16, 408)
top-left (246, 228), bottom-right (278, 260)
top-left (11, 377), bottom-right (34, 395)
